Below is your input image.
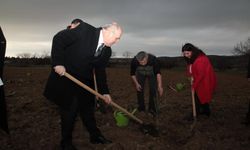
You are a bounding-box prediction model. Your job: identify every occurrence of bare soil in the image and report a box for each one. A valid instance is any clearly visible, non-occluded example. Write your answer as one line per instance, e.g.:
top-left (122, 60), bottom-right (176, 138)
top-left (0, 66), bottom-right (250, 150)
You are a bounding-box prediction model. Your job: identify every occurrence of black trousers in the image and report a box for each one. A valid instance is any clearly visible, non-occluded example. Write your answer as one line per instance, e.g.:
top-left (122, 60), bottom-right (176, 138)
top-left (0, 86), bottom-right (9, 134)
top-left (136, 74), bottom-right (157, 112)
top-left (59, 91), bottom-right (101, 145)
top-left (246, 101), bottom-right (250, 120)
top-left (195, 93), bottom-right (211, 116)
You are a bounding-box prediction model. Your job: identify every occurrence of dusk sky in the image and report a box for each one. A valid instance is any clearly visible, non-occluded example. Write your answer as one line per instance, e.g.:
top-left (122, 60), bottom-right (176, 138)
top-left (1, 0), bottom-right (250, 57)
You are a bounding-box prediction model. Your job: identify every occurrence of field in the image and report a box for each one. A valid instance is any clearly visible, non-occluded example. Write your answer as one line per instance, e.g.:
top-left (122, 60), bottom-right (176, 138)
top-left (0, 66), bottom-right (250, 150)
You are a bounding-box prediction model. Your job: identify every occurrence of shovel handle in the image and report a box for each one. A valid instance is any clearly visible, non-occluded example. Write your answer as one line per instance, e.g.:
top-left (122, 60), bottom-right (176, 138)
top-left (191, 78), bottom-right (197, 119)
top-left (64, 72), bottom-right (144, 124)
top-left (168, 85), bottom-right (177, 92)
top-left (93, 69), bottom-right (99, 100)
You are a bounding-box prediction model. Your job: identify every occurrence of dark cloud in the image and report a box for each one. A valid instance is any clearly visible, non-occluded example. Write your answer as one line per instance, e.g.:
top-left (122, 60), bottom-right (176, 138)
top-left (1, 0), bottom-right (250, 57)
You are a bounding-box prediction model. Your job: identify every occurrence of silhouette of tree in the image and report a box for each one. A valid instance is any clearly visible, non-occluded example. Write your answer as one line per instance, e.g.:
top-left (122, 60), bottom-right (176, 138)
top-left (122, 51), bottom-right (133, 58)
top-left (233, 37), bottom-right (250, 56)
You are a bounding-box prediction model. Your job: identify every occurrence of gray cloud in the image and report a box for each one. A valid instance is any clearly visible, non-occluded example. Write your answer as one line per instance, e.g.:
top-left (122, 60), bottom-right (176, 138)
top-left (1, 0), bottom-right (250, 57)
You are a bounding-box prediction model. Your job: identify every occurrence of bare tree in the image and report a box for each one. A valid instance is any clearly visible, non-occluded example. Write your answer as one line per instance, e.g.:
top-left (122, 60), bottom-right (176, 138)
top-left (40, 50), bottom-right (50, 58)
top-left (111, 51), bottom-right (116, 57)
top-left (122, 51), bottom-right (133, 58)
top-left (31, 53), bottom-right (39, 58)
top-left (233, 37), bottom-right (250, 56)
top-left (16, 53), bottom-right (32, 58)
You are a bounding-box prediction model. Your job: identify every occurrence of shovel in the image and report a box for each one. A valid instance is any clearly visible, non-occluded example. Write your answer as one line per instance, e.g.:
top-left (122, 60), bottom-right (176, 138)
top-left (64, 72), bottom-right (159, 137)
top-left (190, 78), bottom-right (197, 121)
top-left (190, 78), bottom-right (197, 134)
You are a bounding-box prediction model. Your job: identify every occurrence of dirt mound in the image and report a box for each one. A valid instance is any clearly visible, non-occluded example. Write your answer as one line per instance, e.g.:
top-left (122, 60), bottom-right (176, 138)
top-left (0, 66), bottom-right (250, 150)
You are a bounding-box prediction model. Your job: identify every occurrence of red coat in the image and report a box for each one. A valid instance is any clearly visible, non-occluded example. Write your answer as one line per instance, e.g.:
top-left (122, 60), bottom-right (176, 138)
top-left (187, 54), bottom-right (217, 104)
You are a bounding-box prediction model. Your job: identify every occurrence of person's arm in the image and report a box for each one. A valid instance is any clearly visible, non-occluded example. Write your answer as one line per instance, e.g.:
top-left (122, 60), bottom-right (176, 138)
top-left (131, 75), bottom-right (142, 91)
top-left (51, 30), bottom-right (76, 76)
top-left (130, 58), bottom-right (142, 91)
top-left (95, 68), bottom-right (111, 104)
top-left (153, 56), bottom-right (163, 96)
top-left (192, 56), bottom-right (209, 90)
top-left (52, 33), bottom-right (67, 76)
top-left (0, 27), bottom-right (6, 78)
top-left (95, 68), bottom-right (109, 94)
top-left (157, 73), bottom-right (163, 97)
top-left (94, 48), bottom-right (112, 104)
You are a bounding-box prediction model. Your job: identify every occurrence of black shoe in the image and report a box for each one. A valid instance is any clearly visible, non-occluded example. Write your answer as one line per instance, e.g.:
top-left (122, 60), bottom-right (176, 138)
top-left (138, 107), bottom-right (145, 112)
top-left (148, 109), bottom-right (157, 117)
top-left (60, 143), bottom-right (77, 150)
top-left (90, 136), bottom-right (112, 144)
top-left (96, 100), bottom-right (107, 113)
top-left (242, 120), bottom-right (250, 126)
top-left (200, 109), bottom-right (210, 117)
top-left (241, 116), bottom-right (250, 126)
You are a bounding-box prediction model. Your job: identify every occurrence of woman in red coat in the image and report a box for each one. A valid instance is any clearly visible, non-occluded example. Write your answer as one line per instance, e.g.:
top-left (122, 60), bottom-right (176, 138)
top-left (182, 43), bottom-right (217, 117)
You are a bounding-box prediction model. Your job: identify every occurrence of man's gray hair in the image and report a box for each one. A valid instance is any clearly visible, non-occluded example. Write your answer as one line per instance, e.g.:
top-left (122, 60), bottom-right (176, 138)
top-left (102, 22), bottom-right (121, 33)
top-left (136, 51), bottom-right (148, 61)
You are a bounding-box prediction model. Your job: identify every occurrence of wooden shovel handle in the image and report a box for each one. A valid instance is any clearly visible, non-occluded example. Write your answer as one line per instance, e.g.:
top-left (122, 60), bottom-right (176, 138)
top-left (93, 69), bottom-right (99, 100)
top-left (64, 72), bottom-right (144, 124)
top-left (191, 78), bottom-right (197, 119)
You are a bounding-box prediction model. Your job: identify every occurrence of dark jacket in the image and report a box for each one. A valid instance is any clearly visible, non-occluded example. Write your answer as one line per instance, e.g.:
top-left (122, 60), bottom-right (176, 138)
top-left (0, 27), bottom-right (6, 78)
top-left (43, 22), bottom-right (111, 109)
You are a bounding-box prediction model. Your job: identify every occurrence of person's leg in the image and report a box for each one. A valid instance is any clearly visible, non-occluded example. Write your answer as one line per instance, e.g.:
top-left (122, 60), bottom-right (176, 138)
top-left (0, 86), bottom-right (9, 134)
top-left (136, 74), bottom-right (146, 112)
top-left (246, 101), bottom-right (250, 121)
top-left (148, 76), bottom-right (158, 115)
top-left (60, 97), bottom-right (78, 149)
top-left (243, 100), bottom-right (250, 125)
top-left (194, 93), bottom-right (201, 116)
top-left (78, 89), bottom-right (111, 144)
top-left (79, 94), bottom-right (101, 138)
top-left (201, 103), bottom-right (211, 117)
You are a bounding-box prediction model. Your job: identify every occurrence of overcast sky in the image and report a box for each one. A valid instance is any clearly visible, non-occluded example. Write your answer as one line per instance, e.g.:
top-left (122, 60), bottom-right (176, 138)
top-left (1, 0), bottom-right (250, 57)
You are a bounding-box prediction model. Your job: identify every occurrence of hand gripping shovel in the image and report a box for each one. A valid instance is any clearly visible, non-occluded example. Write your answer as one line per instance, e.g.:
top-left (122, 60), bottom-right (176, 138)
top-left (64, 72), bottom-right (159, 137)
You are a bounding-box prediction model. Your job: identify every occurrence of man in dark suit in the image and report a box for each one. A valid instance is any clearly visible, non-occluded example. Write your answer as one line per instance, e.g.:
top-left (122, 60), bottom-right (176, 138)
top-left (243, 55), bottom-right (250, 125)
top-left (0, 26), bottom-right (9, 134)
top-left (44, 19), bottom-right (122, 150)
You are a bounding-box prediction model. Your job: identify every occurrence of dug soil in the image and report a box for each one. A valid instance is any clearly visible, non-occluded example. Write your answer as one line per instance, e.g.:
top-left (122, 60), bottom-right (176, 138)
top-left (0, 66), bottom-right (250, 150)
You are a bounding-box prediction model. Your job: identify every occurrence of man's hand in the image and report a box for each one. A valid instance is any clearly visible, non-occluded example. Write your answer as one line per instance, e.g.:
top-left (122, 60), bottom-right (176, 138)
top-left (158, 86), bottom-right (163, 97)
top-left (131, 75), bottom-right (142, 91)
top-left (54, 65), bottom-right (66, 76)
top-left (135, 83), bottom-right (142, 91)
top-left (103, 94), bottom-right (112, 104)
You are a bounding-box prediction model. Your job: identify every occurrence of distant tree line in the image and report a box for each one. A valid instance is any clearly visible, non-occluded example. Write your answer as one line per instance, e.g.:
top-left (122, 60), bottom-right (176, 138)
top-left (5, 57), bottom-right (50, 66)
top-left (4, 54), bottom-right (249, 71)
top-left (4, 37), bottom-right (250, 70)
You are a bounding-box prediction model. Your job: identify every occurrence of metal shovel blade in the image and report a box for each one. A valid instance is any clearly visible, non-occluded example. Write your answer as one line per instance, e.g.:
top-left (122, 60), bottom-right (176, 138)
top-left (140, 123), bottom-right (159, 137)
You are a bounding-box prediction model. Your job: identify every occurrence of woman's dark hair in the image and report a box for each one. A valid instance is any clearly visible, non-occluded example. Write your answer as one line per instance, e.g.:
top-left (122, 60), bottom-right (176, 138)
top-left (182, 43), bottom-right (205, 64)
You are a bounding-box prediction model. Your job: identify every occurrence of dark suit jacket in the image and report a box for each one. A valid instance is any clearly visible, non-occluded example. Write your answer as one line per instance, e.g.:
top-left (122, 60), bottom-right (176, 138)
top-left (43, 22), bottom-right (111, 109)
top-left (0, 27), bottom-right (6, 78)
